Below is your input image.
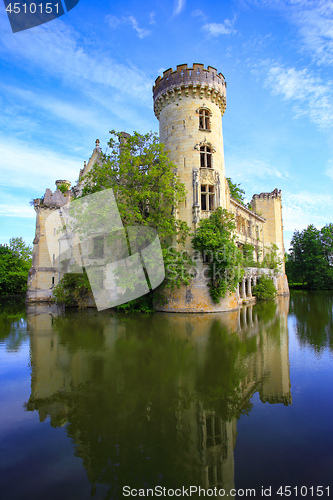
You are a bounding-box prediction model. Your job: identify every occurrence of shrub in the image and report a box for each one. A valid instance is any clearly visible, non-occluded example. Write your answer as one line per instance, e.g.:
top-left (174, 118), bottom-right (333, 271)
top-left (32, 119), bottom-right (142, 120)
top-left (52, 272), bottom-right (92, 308)
top-left (252, 276), bottom-right (277, 301)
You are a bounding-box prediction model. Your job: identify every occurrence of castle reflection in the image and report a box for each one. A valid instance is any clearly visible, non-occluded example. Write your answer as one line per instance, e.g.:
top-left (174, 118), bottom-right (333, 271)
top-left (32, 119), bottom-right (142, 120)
top-left (26, 297), bottom-right (291, 495)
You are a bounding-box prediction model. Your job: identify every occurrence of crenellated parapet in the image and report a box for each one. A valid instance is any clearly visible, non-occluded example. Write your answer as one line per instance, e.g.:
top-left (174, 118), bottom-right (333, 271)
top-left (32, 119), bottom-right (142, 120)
top-left (252, 188), bottom-right (282, 201)
top-left (33, 180), bottom-right (72, 211)
top-left (153, 63), bottom-right (227, 119)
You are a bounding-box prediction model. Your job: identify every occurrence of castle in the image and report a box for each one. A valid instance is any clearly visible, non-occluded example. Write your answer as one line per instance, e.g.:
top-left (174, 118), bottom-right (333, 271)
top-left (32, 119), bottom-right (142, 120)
top-left (27, 63), bottom-right (289, 311)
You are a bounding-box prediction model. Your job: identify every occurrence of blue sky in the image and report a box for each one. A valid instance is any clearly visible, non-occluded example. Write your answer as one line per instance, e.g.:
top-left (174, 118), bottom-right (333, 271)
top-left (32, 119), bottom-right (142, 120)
top-left (0, 0), bottom-right (332, 251)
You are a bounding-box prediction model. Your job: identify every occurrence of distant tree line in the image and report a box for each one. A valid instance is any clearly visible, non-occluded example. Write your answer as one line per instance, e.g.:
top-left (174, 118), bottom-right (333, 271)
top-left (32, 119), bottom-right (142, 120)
top-left (286, 224), bottom-right (333, 289)
top-left (0, 237), bottom-right (32, 295)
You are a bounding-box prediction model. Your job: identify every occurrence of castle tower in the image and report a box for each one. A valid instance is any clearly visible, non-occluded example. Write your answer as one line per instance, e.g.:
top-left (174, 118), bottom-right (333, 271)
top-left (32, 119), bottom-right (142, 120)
top-left (251, 189), bottom-right (289, 294)
top-left (153, 64), bottom-right (228, 239)
top-left (251, 189), bottom-right (285, 266)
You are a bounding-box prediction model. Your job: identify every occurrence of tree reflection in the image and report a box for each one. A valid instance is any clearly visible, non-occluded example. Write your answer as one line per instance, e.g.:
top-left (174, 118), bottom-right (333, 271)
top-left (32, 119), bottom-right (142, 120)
top-left (25, 299), bottom-right (291, 496)
top-left (290, 291), bottom-right (333, 352)
top-left (196, 321), bottom-right (256, 420)
top-left (0, 298), bottom-right (27, 351)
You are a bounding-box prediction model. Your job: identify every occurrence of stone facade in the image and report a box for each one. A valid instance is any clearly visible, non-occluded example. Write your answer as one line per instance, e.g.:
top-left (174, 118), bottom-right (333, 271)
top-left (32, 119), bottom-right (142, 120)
top-left (27, 64), bottom-right (289, 309)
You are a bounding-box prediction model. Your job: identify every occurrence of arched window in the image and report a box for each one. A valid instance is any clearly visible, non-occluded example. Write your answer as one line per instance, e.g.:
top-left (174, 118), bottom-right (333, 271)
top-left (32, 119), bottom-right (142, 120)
top-left (200, 145), bottom-right (212, 168)
top-left (199, 108), bottom-right (211, 130)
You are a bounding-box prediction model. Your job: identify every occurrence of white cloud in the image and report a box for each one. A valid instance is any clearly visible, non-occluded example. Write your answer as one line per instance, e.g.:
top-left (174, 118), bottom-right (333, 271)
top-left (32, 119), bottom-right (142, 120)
top-left (0, 204), bottom-right (35, 218)
top-left (106, 14), bottom-right (151, 38)
top-left (1, 85), bottom-right (111, 132)
top-left (244, 0), bottom-right (333, 66)
top-left (0, 21), bottom-right (151, 102)
top-left (283, 191), bottom-right (333, 233)
top-left (289, 0), bottom-right (333, 66)
top-left (0, 137), bottom-right (81, 191)
top-left (149, 12), bottom-right (156, 25)
top-left (225, 155), bottom-right (289, 184)
top-left (173, 0), bottom-right (186, 17)
top-left (202, 18), bottom-right (237, 37)
top-left (128, 16), bottom-right (151, 39)
top-left (265, 64), bottom-right (333, 127)
top-left (191, 9), bottom-right (207, 21)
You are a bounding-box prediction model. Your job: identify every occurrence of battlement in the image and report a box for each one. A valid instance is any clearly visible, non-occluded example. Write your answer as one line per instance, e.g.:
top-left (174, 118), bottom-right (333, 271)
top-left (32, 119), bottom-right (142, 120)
top-left (33, 184), bottom-right (71, 210)
top-left (153, 63), bottom-right (227, 119)
top-left (252, 188), bottom-right (282, 201)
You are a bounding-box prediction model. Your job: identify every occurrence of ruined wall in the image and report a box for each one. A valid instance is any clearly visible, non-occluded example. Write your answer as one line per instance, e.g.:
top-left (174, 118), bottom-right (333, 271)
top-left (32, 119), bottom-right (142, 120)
top-left (26, 183), bottom-right (71, 302)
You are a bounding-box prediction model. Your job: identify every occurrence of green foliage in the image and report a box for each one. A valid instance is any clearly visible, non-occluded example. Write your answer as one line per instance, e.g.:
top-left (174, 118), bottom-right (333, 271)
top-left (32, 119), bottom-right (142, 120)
top-left (252, 276), bottom-right (277, 301)
top-left (9, 237), bottom-right (32, 261)
top-left (82, 130), bottom-right (190, 244)
top-left (58, 184), bottom-right (69, 194)
top-left (287, 224), bottom-right (333, 289)
top-left (241, 243), bottom-right (258, 267)
top-left (114, 296), bottom-right (155, 314)
top-left (162, 246), bottom-right (194, 290)
top-left (290, 290), bottom-right (333, 353)
top-left (262, 243), bottom-right (282, 271)
top-left (74, 130), bottom-right (193, 308)
top-left (52, 272), bottom-right (92, 308)
top-left (226, 177), bottom-right (246, 203)
top-left (0, 238), bottom-right (32, 295)
top-left (0, 297), bottom-right (27, 350)
top-left (191, 208), bottom-right (244, 303)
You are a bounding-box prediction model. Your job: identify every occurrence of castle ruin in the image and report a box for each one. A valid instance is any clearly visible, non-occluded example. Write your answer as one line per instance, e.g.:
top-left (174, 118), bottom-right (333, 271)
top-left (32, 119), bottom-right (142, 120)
top-left (27, 64), bottom-right (289, 311)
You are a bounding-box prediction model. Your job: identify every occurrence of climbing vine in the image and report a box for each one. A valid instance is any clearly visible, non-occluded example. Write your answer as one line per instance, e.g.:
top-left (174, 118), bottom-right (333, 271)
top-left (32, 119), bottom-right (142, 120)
top-left (191, 208), bottom-right (244, 303)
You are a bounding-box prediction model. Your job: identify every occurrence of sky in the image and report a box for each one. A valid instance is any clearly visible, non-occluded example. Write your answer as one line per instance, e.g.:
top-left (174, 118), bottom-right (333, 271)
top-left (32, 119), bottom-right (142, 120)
top-left (0, 0), bottom-right (332, 251)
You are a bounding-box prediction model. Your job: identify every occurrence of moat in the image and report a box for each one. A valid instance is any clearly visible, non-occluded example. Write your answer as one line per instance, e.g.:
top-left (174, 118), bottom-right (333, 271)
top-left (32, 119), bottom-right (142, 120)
top-left (1, 291), bottom-right (333, 499)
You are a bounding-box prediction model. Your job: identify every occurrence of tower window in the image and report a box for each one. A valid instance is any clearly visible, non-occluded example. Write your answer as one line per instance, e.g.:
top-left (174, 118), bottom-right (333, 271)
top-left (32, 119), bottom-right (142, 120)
top-left (200, 146), bottom-right (212, 168)
top-left (199, 108), bottom-right (210, 131)
top-left (201, 185), bottom-right (215, 211)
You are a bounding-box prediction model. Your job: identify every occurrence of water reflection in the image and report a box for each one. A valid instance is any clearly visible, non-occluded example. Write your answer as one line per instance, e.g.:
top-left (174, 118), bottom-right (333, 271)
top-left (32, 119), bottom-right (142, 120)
top-left (290, 291), bottom-right (333, 352)
top-left (0, 298), bottom-right (28, 351)
top-left (22, 297), bottom-right (291, 496)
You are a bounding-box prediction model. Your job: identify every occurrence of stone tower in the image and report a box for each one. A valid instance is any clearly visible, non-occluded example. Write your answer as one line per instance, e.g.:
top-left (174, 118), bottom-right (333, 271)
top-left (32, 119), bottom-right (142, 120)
top-left (251, 189), bottom-right (285, 259)
top-left (153, 63), bottom-right (228, 239)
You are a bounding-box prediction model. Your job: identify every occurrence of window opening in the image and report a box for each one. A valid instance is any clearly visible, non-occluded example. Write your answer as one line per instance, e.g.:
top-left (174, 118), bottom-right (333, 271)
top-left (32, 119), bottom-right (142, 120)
top-left (200, 146), bottom-right (212, 168)
top-left (201, 185), bottom-right (215, 211)
top-left (199, 109), bottom-right (210, 130)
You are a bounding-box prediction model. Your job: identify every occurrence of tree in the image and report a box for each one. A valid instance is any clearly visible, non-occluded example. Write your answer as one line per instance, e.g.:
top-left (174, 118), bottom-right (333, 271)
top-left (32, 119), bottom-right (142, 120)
top-left (9, 237), bottom-right (32, 261)
top-left (0, 239), bottom-right (32, 295)
top-left (55, 131), bottom-right (193, 308)
top-left (287, 224), bottom-right (333, 289)
top-left (191, 208), bottom-right (244, 303)
top-left (226, 178), bottom-right (246, 204)
top-left (320, 223), bottom-right (333, 267)
top-left (82, 131), bottom-right (190, 244)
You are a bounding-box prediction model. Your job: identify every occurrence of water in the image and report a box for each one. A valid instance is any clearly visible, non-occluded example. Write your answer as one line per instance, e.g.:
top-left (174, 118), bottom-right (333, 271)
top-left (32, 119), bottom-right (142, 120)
top-left (0, 292), bottom-right (332, 499)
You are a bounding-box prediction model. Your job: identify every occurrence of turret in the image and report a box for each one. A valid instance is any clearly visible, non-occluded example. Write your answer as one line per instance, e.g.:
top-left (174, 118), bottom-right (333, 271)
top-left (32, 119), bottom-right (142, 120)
top-left (153, 64), bottom-right (228, 234)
